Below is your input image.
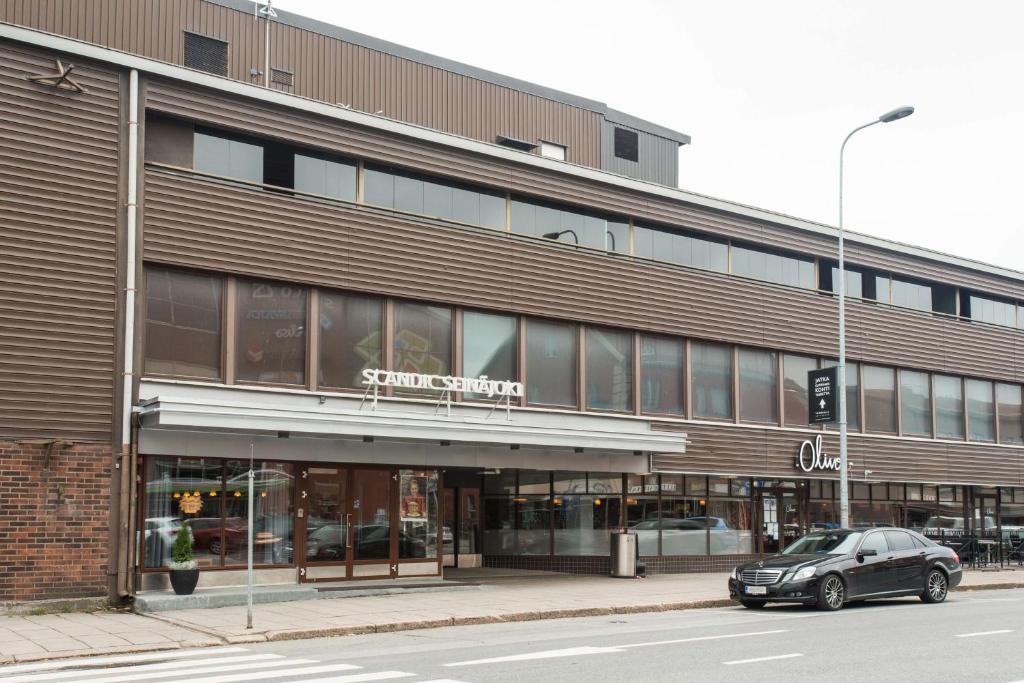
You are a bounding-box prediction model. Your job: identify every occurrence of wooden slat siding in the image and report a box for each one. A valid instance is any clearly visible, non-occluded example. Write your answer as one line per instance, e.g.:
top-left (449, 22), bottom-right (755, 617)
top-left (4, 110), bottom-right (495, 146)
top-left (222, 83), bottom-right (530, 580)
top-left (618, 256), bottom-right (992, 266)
top-left (1, 0), bottom-right (603, 167)
top-left (142, 170), bottom-right (1024, 385)
top-left (654, 424), bottom-right (1021, 487)
top-left (0, 41), bottom-right (119, 441)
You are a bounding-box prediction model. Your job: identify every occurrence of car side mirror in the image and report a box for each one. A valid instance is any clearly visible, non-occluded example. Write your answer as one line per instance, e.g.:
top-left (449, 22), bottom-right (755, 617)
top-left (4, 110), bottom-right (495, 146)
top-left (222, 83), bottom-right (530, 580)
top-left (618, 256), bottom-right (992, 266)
top-left (857, 548), bottom-right (877, 561)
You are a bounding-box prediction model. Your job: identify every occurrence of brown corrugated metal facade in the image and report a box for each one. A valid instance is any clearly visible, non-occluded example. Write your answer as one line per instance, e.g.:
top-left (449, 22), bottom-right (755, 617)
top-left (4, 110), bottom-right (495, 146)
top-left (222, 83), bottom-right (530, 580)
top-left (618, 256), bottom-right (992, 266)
top-left (2, 6), bottom-right (1024, 598)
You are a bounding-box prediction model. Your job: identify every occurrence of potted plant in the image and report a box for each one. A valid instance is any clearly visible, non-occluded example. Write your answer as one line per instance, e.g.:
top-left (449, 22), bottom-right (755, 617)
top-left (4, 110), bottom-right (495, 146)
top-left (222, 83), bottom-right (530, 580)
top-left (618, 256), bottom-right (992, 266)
top-left (168, 520), bottom-right (200, 596)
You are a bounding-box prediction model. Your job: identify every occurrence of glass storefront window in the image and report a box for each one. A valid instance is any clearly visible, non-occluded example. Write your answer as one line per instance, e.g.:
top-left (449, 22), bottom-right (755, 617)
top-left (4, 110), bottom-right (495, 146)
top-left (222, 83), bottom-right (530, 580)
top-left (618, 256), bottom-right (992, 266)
top-left (515, 496), bottom-right (551, 555)
top-left (739, 348), bottom-right (779, 424)
top-left (393, 302), bottom-right (452, 389)
top-left (660, 498), bottom-right (708, 555)
top-left (482, 497), bottom-right (514, 555)
top-left (863, 365), bottom-right (897, 434)
top-left (518, 470), bottom-right (551, 495)
top-left (659, 475), bottom-right (683, 496)
top-left (553, 495), bottom-right (621, 555)
top-left (294, 153), bottom-right (356, 201)
top-left (585, 327), bottom-right (633, 412)
top-left (692, 342), bottom-right (733, 420)
top-left (850, 502), bottom-right (900, 528)
top-left (144, 267), bottom-right (222, 379)
top-left (223, 460), bottom-right (293, 566)
top-left (319, 292), bottom-right (382, 389)
top-left (483, 470), bottom-right (516, 495)
top-left (553, 471), bottom-right (587, 494)
top-left (143, 457), bottom-right (224, 568)
top-left (967, 379), bottom-right (995, 442)
top-left (997, 383), bottom-right (1024, 445)
top-left (626, 495), bottom-right (660, 556)
top-left (707, 498), bottom-right (753, 554)
top-left (934, 374), bottom-right (965, 439)
top-left (900, 370), bottom-right (932, 437)
top-left (236, 280), bottom-right (307, 384)
top-left (782, 354), bottom-right (816, 427)
top-left (526, 319), bottom-right (577, 407)
top-left (685, 476), bottom-right (707, 496)
top-left (398, 470), bottom-right (439, 559)
top-left (462, 311), bottom-right (517, 400)
top-left (588, 475), bottom-right (623, 495)
top-left (807, 500), bottom-right (836, 530)
top-left (639, 335), bottom-right (684, 415)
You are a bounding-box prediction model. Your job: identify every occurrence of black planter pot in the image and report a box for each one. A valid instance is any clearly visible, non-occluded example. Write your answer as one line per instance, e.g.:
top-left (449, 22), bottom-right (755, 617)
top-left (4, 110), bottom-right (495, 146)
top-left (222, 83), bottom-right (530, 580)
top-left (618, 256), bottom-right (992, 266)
top-left (168, 568), bottom-right (200, 596)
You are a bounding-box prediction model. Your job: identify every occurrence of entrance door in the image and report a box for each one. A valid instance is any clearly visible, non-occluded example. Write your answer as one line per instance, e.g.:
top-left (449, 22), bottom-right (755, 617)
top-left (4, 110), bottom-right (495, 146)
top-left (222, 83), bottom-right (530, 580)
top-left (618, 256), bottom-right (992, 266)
top-left (758, 489), bottom-right (803, 555)
top-left (974, 494), bottom-right (999, 565)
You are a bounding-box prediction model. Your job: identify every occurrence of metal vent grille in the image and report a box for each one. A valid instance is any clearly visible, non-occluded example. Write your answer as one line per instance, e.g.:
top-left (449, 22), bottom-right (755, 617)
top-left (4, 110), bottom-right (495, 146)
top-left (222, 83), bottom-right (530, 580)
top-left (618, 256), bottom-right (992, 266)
top-left (740, 569), bottom-right (784, 585)
top-left (271, 68), bottom-right (294, 87)
top-left (183, 31), bottom-right (228, 76)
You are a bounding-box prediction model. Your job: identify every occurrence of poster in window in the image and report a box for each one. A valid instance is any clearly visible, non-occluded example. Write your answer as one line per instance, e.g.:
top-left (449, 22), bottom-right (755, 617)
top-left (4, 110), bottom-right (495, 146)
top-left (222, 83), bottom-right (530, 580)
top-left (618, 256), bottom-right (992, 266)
top-left (400, 473), bottom-right (428, 522)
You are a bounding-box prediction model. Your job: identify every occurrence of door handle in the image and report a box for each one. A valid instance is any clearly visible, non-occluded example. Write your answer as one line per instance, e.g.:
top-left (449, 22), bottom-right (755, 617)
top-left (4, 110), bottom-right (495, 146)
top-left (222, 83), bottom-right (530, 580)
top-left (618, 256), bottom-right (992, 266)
top-left (345, 513), bottom-right (352, 549)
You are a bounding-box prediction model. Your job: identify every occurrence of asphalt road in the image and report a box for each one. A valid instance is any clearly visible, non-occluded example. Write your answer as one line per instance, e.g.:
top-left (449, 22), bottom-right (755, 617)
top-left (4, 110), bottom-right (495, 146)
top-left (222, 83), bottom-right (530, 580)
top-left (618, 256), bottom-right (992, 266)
top-left (6, 589), bottom-right (1024, 683)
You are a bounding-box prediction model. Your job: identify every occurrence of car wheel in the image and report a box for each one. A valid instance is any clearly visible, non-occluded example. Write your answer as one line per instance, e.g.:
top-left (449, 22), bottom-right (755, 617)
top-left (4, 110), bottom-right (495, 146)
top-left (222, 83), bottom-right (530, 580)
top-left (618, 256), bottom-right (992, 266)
top-left (920, 568), bottom-right (949, 604)
top-left (816, 574), bottom-right (845, 611)
top-left (739, 599), bottom-right (766, 609)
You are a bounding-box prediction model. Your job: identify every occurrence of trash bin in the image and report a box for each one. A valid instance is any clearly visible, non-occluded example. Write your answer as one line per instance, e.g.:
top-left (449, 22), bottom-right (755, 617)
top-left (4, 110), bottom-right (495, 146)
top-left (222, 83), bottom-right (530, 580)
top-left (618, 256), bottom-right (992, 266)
top-left (610, 531), bottom-right (637, 578)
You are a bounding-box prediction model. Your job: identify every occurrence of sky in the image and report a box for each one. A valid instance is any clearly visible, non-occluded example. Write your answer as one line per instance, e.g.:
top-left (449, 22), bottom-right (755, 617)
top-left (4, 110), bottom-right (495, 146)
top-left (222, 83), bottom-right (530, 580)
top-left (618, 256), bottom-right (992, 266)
top-left (271, 0), bottom-right (1024, 273)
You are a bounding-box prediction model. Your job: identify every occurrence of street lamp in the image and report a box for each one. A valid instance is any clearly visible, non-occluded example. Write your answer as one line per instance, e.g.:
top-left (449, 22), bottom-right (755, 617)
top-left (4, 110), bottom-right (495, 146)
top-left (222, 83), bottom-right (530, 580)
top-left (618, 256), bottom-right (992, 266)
top-left (837, 105), bottom-right (914, 529)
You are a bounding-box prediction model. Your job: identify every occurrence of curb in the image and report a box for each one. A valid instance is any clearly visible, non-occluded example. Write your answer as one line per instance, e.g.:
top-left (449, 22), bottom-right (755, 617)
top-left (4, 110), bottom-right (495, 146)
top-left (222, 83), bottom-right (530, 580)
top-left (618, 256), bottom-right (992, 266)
top-left (954, 582), bottom-right (1024, 592)
top-left (3, 639), bottom-right (221, 664)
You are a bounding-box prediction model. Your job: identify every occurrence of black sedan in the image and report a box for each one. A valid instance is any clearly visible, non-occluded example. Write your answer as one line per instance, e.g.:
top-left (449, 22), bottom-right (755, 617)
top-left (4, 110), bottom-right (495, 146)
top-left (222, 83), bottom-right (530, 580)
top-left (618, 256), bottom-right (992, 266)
top-left (728, 528), bottom-right (962, 611)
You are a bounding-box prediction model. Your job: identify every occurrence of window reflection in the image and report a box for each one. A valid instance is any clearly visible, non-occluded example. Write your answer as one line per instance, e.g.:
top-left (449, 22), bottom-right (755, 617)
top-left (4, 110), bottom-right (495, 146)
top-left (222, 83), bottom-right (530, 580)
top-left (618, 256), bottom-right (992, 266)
top-left (393, 302), bottom-right (452, 390)
top-left (194, 130), bottom-right (263, 183)
top-left (967, 379), bottom-right (995, 442)
top-left (900, 370), bottom-right (932, 437)
top-left (319, 292), bottom-right (382, 389)
top-left (526, 319), bottom-right (577, 407)
top-left (222, 461), bottom-right (293, 565)
top-left (145, 267), bottom-right (222, 379)
top-left (934, 375), bottom-right (964, 439)
top-left (366, 164), bottom-right (505, 230)
top-left (235, 280), bottom-right (306, 384)
top-left (294, 153), bottom-right (356, 201)
top-left (585, 327), bottom-right (633, 412)
top-left (634, 223), bottom-right (728, 272)
top-left (731, 245), bottom-right (815, 289)
top-left (782, 355), bottom-right (816, 427)
top-left (639, 335), bottom-right (684, 415)
top-left (144, 457), bottom-right (223, 568)
top-left (997, 384), bottom-right (1024, 445)
top-left (692, 342), bottom-right (733, 420)
top-left (462, 312), bottom-right (517, 400)
top-left (511, 198), bottom-right (628, 253)
top-left (863, 365), bottom-right (897, 434)
top-left (738, 348), bottom-right (778, 424)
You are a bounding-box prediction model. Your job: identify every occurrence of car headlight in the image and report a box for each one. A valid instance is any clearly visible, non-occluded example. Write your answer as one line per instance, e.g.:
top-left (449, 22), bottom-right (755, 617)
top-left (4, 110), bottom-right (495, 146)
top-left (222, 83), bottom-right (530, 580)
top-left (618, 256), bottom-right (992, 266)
top-left (730, 566), bottom-right (739, 580)
top-left (792, 566), bottom-right (816, 581)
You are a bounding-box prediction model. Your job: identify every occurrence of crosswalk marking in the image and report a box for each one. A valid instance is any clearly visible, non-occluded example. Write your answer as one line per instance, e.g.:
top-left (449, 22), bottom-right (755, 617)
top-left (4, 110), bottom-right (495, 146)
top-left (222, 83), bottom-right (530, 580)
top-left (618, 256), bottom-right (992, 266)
top-left (297, 674), bottom-right (414, 683)
top-left (0, 648), bottom-right (248, 676)
top-left (0, 654), bottom-right (288, 683)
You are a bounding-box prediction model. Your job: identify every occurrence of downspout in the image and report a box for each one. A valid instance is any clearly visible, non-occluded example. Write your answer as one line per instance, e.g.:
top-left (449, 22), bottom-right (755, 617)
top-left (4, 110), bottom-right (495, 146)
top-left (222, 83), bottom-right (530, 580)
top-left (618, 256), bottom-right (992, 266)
top-left (114, 68), bottom-right (140, 599)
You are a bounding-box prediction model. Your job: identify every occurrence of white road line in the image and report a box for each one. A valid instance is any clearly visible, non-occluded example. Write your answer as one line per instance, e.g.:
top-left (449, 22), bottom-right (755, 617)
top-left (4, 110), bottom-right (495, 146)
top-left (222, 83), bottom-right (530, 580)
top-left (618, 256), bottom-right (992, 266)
top-left (287, 673), bottom-right (414, 683)
top-left (0, 654), bottom-right (288, 683)
top-left (0, 648), bottom-right (248, 675)
top-left (164, 663), bottom-right (371, 683)
top-left (3, 658), bottom-right (320, 683)
top-left (723, 653), bottom-right (804, 666)
top-left (955, 629), bottom-right (1014, 638)
top-left (618, 629), bottom-right (789, 649)
top-left (446, 646), bottom-right (623, 667)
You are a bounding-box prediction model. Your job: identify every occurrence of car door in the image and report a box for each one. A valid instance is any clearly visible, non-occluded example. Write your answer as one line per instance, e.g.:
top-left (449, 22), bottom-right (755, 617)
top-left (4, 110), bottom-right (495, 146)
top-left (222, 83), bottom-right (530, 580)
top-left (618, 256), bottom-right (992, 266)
top-left (848, 530), bottom-right (893, 597)
top-left (884, 530), bottom-right (924, 591)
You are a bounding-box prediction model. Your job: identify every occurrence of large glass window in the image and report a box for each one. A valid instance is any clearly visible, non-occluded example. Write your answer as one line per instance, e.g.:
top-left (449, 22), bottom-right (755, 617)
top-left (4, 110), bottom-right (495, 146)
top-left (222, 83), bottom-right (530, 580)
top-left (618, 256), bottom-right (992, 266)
top-left (553, 495), bottom-right (621, 555)
top-left (969, 294), bottom-right (1017, 328)
top-left (782, 354), bottom-right (816, 427)
top-left (526, 319), bottom-right (577, 407)
top-left (934, 375), bottom-right (964, 440)
top-left (900, 370), bottom-right (932, 437)
top-left (294, 153), bottom-right (356, 201)
top-left (639, 335), bottom-right (684, 415)
top-left (319, 292), bottom-right (382, 389)
top-left (194, 130), bottom-right (263, 183)
top-left (398, 469), bottom-right (439, 559)
top-left (863, 365), bottom-right (897, 434)
top-left (828, 267), bottom-right (864, 299)
top-left (660, 497), bottom-right (708, 555)
top-left (633, 224), bottom-right (728, 272)
top-left (823, 361), bottom-right (862, 432)
top-left (731, 244), bottom-right (815, 289)
top-left (626, 488), bottom-right (660, 556)
top-left (393, 303), bottom-right (452, 387)
top-left (997, 383), bottom-right (1024, 445)
top-left (692, 342), bottom-right (733, 420)
top-left (365, 165), bottom-right (505, 230)
top-left (708, 499), bottom-right (753, 555)
top-left (967, 379), bottom-right (995, 442)
top-left (739, 348), bottom-right (778, 424)
top-left (143, 457), bottom-right (224, 568)
top-left (511, 198), bottom-right (629, 253)
top-left (891, 278), bottom-right (933, 312)
top-left (222, 461), bottom-right (294, 566)
top-left (462, 311), bottom-right (517, 400)
top-left (585, 327), bottom-right (633, 412)
top-left (144, 267), bottom-right (222, 379)
top-left (235, 280), bottom-right (307, 384)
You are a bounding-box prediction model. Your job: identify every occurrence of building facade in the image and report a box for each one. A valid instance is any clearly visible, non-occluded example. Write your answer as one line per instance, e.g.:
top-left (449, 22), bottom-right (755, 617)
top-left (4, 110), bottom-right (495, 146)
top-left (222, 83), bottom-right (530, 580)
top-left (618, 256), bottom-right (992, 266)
top-left (2, 2), bottom-right (1024, 602)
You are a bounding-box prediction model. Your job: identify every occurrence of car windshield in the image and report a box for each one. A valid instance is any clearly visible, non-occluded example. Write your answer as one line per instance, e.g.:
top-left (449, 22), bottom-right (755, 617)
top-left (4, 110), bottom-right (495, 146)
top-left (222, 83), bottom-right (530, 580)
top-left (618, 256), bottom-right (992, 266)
top-left (782, 531), bottom-right (862, 555)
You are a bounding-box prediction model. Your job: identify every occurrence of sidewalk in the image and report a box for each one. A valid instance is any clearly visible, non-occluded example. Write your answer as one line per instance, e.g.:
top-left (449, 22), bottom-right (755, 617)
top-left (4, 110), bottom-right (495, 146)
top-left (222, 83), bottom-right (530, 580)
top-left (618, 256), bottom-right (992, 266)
top-left (2, 567), bottom-right (1022, 664)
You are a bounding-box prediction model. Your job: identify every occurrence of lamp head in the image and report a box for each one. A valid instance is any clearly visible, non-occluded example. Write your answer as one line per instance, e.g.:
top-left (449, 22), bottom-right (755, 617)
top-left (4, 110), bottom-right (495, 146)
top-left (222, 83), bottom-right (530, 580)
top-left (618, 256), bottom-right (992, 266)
top-left (879, 106), bottom-right (914, 123)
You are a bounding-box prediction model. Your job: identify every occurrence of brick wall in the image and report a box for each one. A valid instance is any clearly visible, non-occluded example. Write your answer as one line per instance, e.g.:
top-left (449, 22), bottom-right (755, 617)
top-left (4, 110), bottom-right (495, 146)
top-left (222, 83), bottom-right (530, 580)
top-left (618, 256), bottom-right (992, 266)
top-left (0, 441), bottom-right (112, 602)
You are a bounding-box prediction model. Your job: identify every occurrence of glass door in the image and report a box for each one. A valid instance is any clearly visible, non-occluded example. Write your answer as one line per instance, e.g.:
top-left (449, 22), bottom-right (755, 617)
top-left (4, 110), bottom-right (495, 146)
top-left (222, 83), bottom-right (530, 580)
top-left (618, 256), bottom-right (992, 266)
top-left (350, 468), bottom-right (393, 578)
top-left (758, 489), bottom-right (804, 555)
top-left (298, 466), bottom-right (348, 582)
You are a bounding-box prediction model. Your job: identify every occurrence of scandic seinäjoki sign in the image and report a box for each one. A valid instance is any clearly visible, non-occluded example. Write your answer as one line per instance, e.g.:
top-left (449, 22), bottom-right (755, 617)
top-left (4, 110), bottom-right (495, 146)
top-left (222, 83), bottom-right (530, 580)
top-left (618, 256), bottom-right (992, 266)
top-left (361, 369), bottom-right (524, 398)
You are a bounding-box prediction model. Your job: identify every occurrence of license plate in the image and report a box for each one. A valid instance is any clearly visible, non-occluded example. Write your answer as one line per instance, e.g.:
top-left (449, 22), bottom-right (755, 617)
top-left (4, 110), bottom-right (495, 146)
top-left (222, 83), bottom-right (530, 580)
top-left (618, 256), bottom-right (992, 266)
top-left (744, 585), bottom-right (767, 595)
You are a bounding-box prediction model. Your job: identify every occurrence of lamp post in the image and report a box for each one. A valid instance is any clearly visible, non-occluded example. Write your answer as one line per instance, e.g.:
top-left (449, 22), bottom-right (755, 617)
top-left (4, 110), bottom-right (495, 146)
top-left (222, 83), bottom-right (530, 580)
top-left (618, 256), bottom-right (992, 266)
top-left (837, 106), bottom-right (914, 529)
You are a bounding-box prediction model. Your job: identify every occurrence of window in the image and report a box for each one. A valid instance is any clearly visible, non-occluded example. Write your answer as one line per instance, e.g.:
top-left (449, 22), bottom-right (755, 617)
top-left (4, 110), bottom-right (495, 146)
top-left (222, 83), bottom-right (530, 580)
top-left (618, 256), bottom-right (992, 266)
top-left (462, 312), bottom-right (517, 400)
top-left (194, 131), bottom-right (263, 183)
top-left (967, 379), bottom-right (995, 442)
top-left (997, 384), bottom-right (1024, 445)
top-left (934, 375), bottom-right (964, 440)
top-left (143, 457), bottom-right (225, 568)
top-left (539, 141), bottom-right (567, 161)
top-left (739, 348), bottom-right (778, 424)
top-left (859, 532), bottom-right (889, 555)
top-left (691, 342), bottom-right (733, 420)
top-left (863, 365), bottom-right (897, 434)
top-left (183, 31), bottom-right (228, 76)
top-left (875, 275), bottom-right (892, 305)
top-left (144, 267), bottom-right (222, 379)
top-left (639, 335), bottom-right (684, 415)
top-left (708, 498), bottom-right (754, 555)
top-left (890, 278), bottom-right (933, 312)
top-left (782, 354), bottom-right (816, 427)
top-left (318, 292), bottom-right (382, 389)
top-left (822, 361), bottom-right (862, 431)
top-left (553, 494), bottom-right (621, 555)
top-left (235, 280), bottom-right (306, 384)
top-left (364, 165), bottom-right (505, 230)
top-left (823, 266), bottom-right (864, 299)
top-left (968, 294), bottom-right (1018, 328)
top-left (730, 245), bottom-right (815, 289)
top-left (613, 127), bottom-right (639, 162)
top-left (294, 153), bottom-right (356, 201)
top-left (393, 302), bottom-right (452, 385)
top-left (585, 327), bottom-right (633, 412)
top-left (511, 199), bottom-right (629, 253)
top-left (634, 224), bottom-right (728, 273)
top-left (900, 370), bottom-right (932, 437)
top-left (884, 530), bottom-right (915, 552)
top-left (398, 470), bottom-right (440, 559)
top-left (525, 319), bottom-right (577, 407)
top-left (223, 460), bottom-right (293, 565)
